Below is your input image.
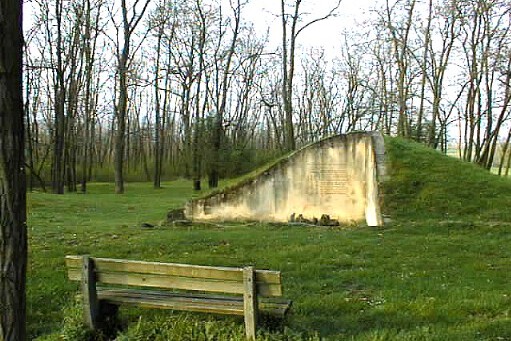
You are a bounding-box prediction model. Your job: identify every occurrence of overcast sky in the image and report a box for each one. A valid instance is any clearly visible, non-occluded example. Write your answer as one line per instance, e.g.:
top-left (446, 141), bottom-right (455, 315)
top-left (244, 0), bottom-right (378, 52)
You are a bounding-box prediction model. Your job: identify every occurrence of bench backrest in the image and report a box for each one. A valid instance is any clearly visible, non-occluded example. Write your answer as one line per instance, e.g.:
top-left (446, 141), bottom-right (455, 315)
top-left (65, 255), bottom-right (282, 297)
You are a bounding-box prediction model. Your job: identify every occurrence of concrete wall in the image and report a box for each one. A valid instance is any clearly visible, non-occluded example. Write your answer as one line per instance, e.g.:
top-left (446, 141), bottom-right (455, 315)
top-left (185, 132), bottom-right (384, 227)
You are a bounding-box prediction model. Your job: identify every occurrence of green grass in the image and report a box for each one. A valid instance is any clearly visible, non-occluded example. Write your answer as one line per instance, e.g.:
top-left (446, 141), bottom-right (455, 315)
top-left (27, 138), bottom-right (511, 340)
top-left (383, 137), bottom-right (511, 221)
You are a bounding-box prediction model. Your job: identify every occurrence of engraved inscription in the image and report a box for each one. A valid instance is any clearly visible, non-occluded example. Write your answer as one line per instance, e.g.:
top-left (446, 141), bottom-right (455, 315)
top-left (307, 163), bottom-right (350, 195)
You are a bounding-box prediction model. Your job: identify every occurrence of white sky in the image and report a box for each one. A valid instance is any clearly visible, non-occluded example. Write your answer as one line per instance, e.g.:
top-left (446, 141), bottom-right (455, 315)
top-left (244, 0), bottom-right (378, 52)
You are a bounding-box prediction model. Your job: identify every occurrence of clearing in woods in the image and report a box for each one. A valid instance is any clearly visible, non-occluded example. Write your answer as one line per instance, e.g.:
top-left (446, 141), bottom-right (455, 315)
top-left (28, 137), bottom-right (511, 340)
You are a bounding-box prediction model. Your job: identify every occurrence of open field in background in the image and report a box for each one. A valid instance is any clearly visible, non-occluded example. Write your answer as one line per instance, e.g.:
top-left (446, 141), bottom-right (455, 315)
top-left (27, 138), bottom-right (511, 340)
top-left (444, 147), bottom-right (511, 178)
top-left (491, 168), bottom-right (511, 177)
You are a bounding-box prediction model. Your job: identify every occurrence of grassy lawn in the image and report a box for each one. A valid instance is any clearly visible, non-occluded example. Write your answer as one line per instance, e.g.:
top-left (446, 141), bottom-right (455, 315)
top-left (27, 138), bottom-right (511, 340)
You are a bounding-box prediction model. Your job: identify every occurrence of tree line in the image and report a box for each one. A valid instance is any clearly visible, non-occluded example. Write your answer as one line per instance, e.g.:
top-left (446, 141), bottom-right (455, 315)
top-left (24, 0), bottom-right (511, 196)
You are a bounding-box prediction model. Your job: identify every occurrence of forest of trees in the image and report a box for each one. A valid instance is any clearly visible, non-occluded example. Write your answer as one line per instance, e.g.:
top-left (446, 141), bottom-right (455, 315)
top-left (23, 0), bottom-right (511, 194)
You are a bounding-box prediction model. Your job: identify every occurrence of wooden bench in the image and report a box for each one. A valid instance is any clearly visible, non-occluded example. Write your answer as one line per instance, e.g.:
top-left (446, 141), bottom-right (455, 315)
top-left (65, 255), bottom-right (292, 340)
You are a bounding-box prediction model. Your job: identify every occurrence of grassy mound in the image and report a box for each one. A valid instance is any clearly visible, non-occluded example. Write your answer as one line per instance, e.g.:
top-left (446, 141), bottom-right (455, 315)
top-left (193, 135), bottom-right (511, 224)
top-left (383, 137), bottom-right (511, 222)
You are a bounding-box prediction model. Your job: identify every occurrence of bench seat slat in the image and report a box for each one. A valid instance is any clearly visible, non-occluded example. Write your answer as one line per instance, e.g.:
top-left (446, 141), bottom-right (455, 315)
top-left (97, 288), bottom-right (291, 317)
top-left (65, 256), bottom-right (281, 284)
top-left (67, 269), bottom-right (283, 296)
top-left (70, 269), bottom-right (245, 294)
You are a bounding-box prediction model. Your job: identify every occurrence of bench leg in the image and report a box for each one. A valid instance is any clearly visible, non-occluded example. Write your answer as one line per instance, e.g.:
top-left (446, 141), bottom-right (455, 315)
top-left (243, 266), bottom-right (258, 340)
top-left (81, 255), bottom-right (99, 329)
top-left (98, 301), bottom-right (120, 331)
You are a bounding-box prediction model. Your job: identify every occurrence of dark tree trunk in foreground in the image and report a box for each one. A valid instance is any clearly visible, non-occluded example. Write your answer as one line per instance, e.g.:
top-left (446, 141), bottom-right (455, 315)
top-left (0, 0), bottom-right (28, 340)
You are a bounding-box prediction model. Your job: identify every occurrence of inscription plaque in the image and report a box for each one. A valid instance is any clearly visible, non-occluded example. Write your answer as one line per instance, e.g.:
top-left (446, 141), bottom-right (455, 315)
top-left (307, 163), bottom-right (350, 195)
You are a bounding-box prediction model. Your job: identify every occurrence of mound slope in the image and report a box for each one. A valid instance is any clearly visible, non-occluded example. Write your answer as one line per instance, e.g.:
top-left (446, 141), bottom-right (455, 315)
top-left (383, 137), bottom-right (511, 222)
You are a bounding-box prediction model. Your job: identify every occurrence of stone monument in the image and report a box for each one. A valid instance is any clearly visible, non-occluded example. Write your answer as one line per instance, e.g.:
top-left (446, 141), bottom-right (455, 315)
top-left (185, 131), bottom-right (385, 227)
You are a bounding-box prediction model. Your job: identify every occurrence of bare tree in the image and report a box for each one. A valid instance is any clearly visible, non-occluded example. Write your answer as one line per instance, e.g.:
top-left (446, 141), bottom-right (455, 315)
top-left (149, 0), bottom-right (173, 189)
top-left (168, 2), bottom-right (197, 179)
top-left (23, 40), bottom-right (47, 192)
top-left (208, 0), bottom-right (244, 188)
top-left (385, 0), bottom-right (416, 138)
top-left (34, 0), bottom-right (97, 193)
top-left (80, 0), bottom-right (104, 192)
top-left (415, 0), bottom-right (433, 142)
top-left (192, 0), bottom-right (209, 191)
top-left (499, 124), bottom-right (511, 176)
top-left (49, 0), bottom-right (67, 193)
top-left (280, 0), bottom-right (342, 150)
top-left (0, 0), bottom-right (27, 339)
top-left (425, 0), bottom-right (459, 147)
top-left (113, 0), bottom-right (151, 194)
top-left (371, 28), bottom-right (396, 135)
top-left (296, 49), bottom-right (343, 142)
top-left (457, 0), bottom-right (511, 168)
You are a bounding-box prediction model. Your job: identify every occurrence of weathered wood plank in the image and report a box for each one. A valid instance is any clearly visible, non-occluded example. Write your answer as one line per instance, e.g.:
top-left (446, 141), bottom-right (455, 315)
top-left (66, 255), bottom-right (243, 280)
top-left (74, 270), bottom-right (244, 294)
top-left (96, 288), bottom-right (291, 317)
top-left (65, 255), bottom-right (281, 284)
top-left (243, 267), bottom-right (257, 340)
top-left (97, 287), bottom-right (290, 314)
top-left (258, 283), bottom-right (281, 297)
top-left (99, 289), bottom-right (243, 307)
top-left (98, 289), bottom-right (291, 317)
top-left (102, 296), bottom-right (245, 315)
top-left (81, 256), bottom-right (99, 329)
top-left (255, 271), bottom-right (281, 286)
top-left (67, 269), bottom-right (282, 296)
top-left (99, 289), bottom-right (244, 315)
top-left (98, 287), bottom-right (242, 302)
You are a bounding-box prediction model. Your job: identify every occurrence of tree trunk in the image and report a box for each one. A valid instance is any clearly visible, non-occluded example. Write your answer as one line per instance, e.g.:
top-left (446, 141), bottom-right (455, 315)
top-left (153, 19), bottom-right (164, 189)
top-left (280, 0), bottom-right (341, 149)
top-left (24, 71), bottom-right (34, 192)
top-left (281, 0), bottom-right (295, 151)
top-left (416, 0), bottom-right (432, 142)
top-left (208, 0), bottom-right (242, 188)
top-left (51, 0), bottom-right (66, 194)
top-left (81, 0), bottom-right (100, 193)
top-left (192, 0), bottom-right (207, 191)
top-left (0, 0), bottom-right (27, 339)
top-left (114, 19), bottom-right (129, 194)
top-left (498, 128), bottom-right (511, 176)
top-left (386, 0), bottom-right (415, 138)
top-left (114, 0), bottom-right (151, 194)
